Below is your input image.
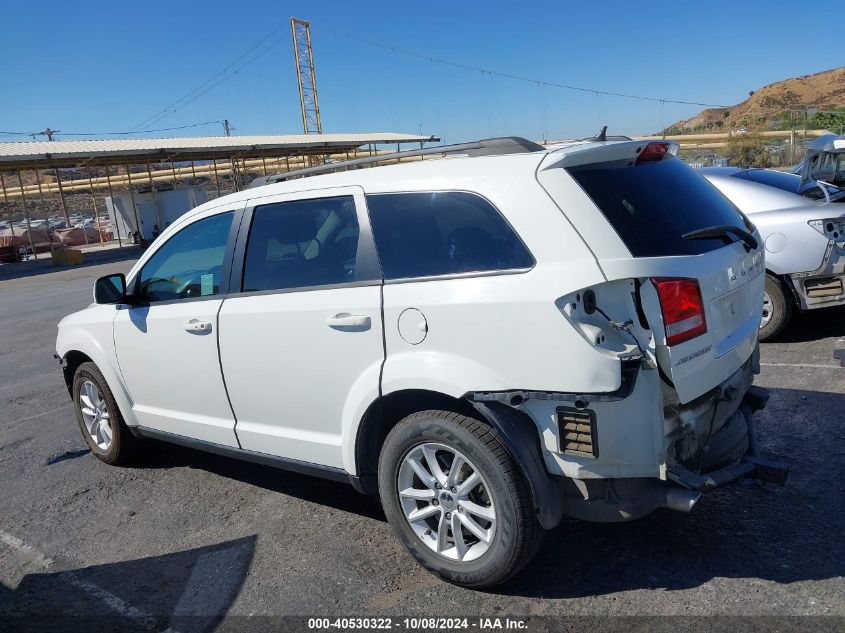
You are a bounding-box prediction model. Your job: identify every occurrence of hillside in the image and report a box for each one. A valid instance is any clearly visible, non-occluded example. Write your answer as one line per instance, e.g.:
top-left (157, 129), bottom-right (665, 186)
top-left (666, 67), bottom-right (845, 133)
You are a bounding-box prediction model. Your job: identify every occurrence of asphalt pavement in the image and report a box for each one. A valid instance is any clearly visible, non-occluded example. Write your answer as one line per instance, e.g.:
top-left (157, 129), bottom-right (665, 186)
top-left (0, 260), bottom-right (843, 631)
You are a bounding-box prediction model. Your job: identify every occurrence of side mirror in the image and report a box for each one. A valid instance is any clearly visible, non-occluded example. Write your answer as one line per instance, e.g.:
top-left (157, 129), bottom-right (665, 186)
top-left (94, 273), bottom-right (127, 304)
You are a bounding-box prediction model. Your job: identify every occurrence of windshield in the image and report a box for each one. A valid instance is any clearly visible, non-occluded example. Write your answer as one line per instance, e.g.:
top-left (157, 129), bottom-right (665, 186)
top-left (566, 156), bottom-right (749, 257)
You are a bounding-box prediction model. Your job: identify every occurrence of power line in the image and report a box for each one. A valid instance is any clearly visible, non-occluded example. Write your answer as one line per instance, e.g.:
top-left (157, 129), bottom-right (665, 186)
top-left (147, 38), bottom-right (287, 129)
top-left (4, 23), bottom-right (290, 141)
top-left (340, 32), bottom-right (728, 108)
top-left (0, 120), bottom-right (227, 139)
top-left (61, 120), bottom-right (227, 136)
top-left (127, 23), bottom-right (289, 133)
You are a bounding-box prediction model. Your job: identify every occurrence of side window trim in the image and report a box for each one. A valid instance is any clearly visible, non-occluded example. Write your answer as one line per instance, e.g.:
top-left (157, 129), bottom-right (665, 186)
top-left (382, 265), bottom-right (535, 285)
top-left (130, 208), bottom-right (244, 306)
top-left (229, 190), bottom-right (382, 296)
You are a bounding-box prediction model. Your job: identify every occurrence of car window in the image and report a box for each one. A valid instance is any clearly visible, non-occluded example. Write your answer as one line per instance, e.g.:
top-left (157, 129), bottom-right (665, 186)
top-left (138, 212), bottom-right (234, 302)
top-left (366, 192), bottom-right (534, 280)
top-left (734, 169), bottom-right (800, 193)
top-left (566, 157), bottom-right (749, 257)
top-left (242, 196), bottom-right (360, 292)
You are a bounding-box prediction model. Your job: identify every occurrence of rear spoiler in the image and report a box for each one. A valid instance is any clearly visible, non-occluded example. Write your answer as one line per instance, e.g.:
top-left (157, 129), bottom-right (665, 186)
top-left (540, 139), bottom-right (680, 171)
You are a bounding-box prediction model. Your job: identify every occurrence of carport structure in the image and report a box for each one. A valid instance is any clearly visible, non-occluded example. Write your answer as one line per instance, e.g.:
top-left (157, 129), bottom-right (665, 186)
top-left (0, 132), bottom-right (437, 260)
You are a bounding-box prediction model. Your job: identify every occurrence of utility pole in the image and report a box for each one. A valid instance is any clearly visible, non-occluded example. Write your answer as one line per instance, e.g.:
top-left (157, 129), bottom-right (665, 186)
top-left (222, 119), bottom-right (233, 136)
top-left (290, 18), bottom-right (322, 135)
top-left (32, 128), bottom-right (60, 141)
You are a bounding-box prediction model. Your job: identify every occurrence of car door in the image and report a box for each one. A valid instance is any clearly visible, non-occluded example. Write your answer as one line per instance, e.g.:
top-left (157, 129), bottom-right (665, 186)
top-left (113, 207), bottom-right (244, 447)
top-left (218, 187), bottom-right (383, 468)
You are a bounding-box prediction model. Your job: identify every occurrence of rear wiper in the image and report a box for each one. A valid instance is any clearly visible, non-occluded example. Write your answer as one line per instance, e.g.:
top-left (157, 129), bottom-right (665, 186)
top-left (682, 225), bottom-right (758, 251)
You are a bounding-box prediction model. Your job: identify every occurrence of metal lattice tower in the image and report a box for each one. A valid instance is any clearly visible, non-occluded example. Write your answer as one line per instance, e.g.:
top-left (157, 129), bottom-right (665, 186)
top-left (290, 18), bottom-right (322, 135)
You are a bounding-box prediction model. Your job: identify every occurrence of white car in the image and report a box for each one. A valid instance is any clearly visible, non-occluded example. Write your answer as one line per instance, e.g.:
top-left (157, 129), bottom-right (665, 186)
top-left (56, 136), bottom-right (786, 588)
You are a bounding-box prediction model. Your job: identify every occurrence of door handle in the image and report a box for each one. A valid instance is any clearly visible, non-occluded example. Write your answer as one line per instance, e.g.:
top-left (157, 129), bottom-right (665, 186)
top-left (325, 313), bottom-right (371, 329)
top-left (183, 319), bottom-right (212, 333)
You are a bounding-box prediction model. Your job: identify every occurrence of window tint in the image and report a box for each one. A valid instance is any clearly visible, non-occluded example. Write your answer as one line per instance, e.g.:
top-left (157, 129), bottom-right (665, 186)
top-left (138, 212), bottom-right (234, 302)
top-left (242, 196), bottom-right (360, 292)
top-left (366, 192), bottom-right (534, 279)
top-left (566, 157), bottom-right (748, 257)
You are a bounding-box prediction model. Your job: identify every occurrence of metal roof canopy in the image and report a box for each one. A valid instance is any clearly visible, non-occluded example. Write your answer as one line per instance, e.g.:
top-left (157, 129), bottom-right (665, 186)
top-left (0, 133), bottom-right (439, 170)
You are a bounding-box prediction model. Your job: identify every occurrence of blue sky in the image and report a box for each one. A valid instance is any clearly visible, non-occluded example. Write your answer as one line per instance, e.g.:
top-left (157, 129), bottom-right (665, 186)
top-left (1, 1), bottom-right (841, 143)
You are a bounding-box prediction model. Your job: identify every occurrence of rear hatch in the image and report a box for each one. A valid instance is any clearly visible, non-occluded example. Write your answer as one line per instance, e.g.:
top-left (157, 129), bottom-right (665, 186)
top-left (799, 134), bottom-right (845, 189)
top-left (537, 141), bottom-right (764, 404)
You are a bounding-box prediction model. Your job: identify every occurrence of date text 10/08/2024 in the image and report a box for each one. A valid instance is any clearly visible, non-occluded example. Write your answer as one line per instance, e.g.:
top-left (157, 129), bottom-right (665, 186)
top-left (307, 617), bottom-right (529, 630)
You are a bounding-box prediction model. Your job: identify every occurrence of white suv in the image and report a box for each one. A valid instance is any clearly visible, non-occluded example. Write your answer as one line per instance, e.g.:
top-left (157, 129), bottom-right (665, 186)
top-left (56, 136), bottom-right (787, 587)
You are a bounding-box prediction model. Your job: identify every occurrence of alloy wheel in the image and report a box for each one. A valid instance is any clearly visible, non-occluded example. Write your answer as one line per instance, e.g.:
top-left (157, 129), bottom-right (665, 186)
top-left (78, 380), bottom-right (112, 450)
top-left (761, 290), bottom-right (773, 328)
top-left (397, 442), bottom-right (496, 562)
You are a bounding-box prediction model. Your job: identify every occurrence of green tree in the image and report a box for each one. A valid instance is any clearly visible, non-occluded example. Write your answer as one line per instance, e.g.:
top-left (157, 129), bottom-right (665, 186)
top-left (810, 111), bottom-right (845, 134)
top-left (725, 132), bottom-right (770, 167)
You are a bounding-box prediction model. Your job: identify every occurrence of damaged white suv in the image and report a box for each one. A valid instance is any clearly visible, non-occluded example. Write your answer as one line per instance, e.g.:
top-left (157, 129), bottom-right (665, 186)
top-left (56, 135), bottom-right (787, 588)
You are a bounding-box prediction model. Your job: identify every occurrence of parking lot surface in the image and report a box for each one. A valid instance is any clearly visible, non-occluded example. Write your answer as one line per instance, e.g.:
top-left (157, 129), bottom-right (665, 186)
top-left (0, 261), bottom-right (843, 627)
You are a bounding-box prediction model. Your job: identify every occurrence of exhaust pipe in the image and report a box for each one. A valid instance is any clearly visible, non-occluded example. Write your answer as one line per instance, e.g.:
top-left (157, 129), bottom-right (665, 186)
top-left (664, 488), bottom-right (701, 513)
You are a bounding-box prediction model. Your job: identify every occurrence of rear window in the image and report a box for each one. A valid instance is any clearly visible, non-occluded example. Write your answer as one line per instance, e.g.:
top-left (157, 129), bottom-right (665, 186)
top-left (566, 157), bottom-right (748, 257)
top-left (366, 192), bottom-right (534, 279)
top-left (734, 169), bottom-right (800, 193)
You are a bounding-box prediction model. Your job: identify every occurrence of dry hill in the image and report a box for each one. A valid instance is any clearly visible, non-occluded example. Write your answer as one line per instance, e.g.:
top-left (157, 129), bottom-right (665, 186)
top-left (667, 67), bottom-right (845, 132)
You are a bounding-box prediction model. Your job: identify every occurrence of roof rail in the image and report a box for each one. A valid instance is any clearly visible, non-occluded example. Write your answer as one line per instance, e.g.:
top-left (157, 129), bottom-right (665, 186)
top-left (250, 136), bottom-right (545, 187)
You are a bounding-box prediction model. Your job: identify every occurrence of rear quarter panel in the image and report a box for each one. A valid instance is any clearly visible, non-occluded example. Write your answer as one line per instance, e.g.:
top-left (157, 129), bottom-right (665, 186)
top-left (751, 208), bottom-right (838, 275)
top-left (376, 162), bottom-right (618, 398)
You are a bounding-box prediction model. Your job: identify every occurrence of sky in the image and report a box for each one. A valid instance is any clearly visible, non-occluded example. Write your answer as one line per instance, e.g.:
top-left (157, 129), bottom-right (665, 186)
top-left (1, 1), bottom-right (841, 144)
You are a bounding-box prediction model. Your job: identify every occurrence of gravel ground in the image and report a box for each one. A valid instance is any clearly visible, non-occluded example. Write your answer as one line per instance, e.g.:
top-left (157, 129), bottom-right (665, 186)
top-left (0, 260), bottom-right (843, 631)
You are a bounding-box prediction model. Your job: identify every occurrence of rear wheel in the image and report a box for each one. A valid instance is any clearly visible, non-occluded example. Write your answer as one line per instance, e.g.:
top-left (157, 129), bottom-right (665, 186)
top-left (378, 410), bottom-right (543, 588)
top-left (72, 362), bottom-right (139, 465)
top-left (759, 274), bottom-right (793, 341)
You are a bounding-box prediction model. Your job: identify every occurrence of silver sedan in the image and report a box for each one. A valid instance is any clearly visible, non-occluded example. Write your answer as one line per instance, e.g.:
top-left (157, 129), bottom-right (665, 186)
top-left (700, 168), bottom-right (845, 340)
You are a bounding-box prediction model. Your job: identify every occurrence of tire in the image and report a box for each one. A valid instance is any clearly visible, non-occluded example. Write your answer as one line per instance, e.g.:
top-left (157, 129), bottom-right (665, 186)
top-left (378, 410), bottom-right (543, 588)
top-left (72, 362), bottom-right (139, 465)
top-left (697, 410), bottom-right (749, 473)
top-left (759, 273), bottom-right (793, 341)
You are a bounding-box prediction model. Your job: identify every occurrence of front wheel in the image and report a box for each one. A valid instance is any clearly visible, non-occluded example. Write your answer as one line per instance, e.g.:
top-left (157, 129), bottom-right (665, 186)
top-left (72, 362), bottom-right (140, 465)
top-left (759, 274), bottom-right (793, 341)
top-left (378, 410), bottom-right (543, 588)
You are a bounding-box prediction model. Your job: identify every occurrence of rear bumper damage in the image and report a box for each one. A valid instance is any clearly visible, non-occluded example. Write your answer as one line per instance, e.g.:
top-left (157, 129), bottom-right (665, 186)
top-left (667, 385), bottom-right (789, 492)
top-left (558, 383), bottom-right (788, 523)
top-left (471, 350), bottom-right (788, 527)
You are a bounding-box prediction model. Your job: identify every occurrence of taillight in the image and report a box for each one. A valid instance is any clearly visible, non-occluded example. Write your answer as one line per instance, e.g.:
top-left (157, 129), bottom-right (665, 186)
top-left (808, 218), bottom-right (844, 241)
top-left (635, 142), bottom-right (670, 165)
top-left (652, 278), bottom-right (707, 346)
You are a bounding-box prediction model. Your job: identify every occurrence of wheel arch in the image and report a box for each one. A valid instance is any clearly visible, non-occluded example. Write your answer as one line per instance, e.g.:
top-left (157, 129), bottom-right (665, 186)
top-left (57, 329), bottom-right (138, 427)
top-left (766, 268), bottom-right (799, 307)
top-left (61, 350), bottom-right (93, 396)
top-left (352, 389), bottom-right (564, 530)
top-left (352, 389), bottom-right (481, 494)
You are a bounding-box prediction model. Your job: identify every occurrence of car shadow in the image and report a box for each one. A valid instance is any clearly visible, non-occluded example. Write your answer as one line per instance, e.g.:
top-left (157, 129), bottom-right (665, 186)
top-left (0, 535), bottom-right (256, 633)
top-left (113, 386), bottom-right (841, 599)
top-left (133, 440), bottom-right (386, 522)
top-left (123, 304), bottom-right (149, 333)
top-left (769, 304), bottom-right (845, 343)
